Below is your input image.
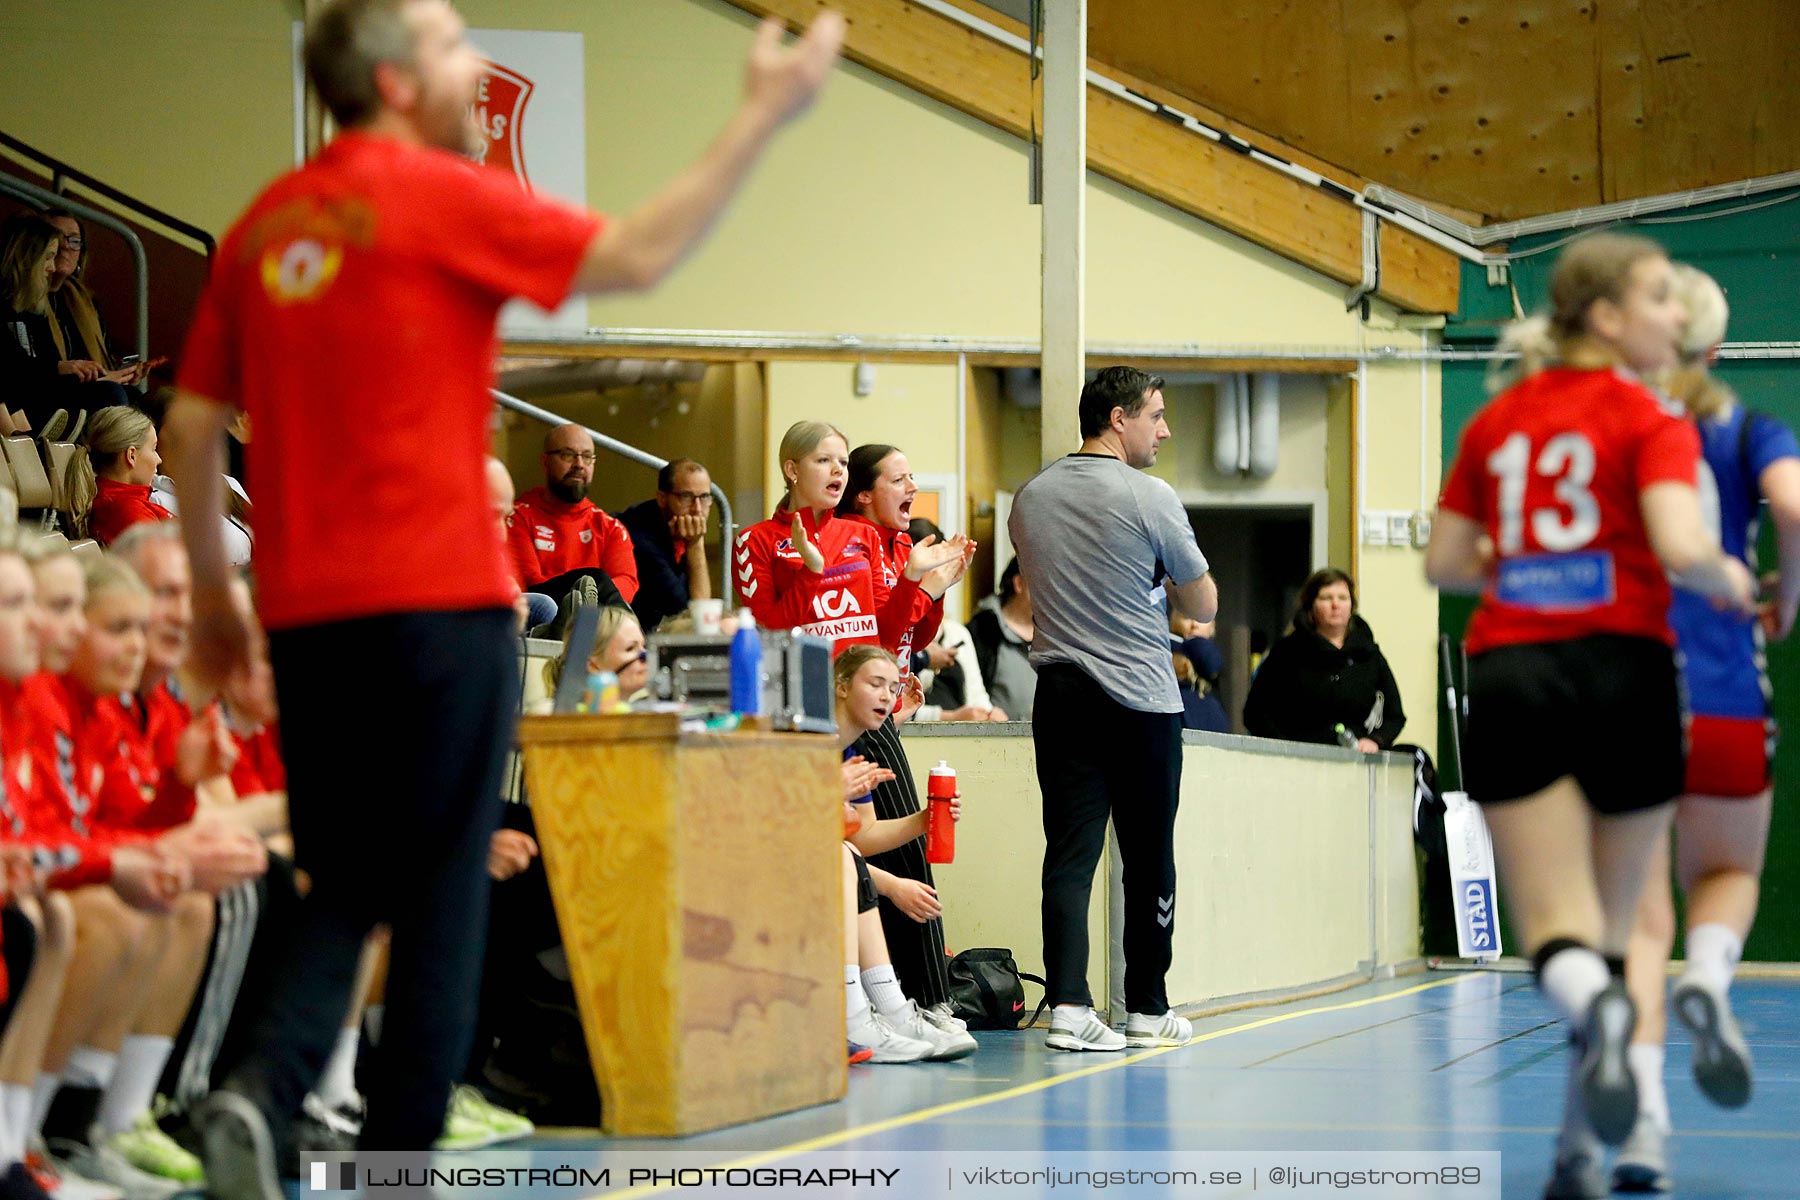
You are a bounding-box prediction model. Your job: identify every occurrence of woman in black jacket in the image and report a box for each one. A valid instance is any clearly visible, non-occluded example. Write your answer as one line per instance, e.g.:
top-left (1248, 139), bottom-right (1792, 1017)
top-left (1243, 568), bottom-right (1404, 751)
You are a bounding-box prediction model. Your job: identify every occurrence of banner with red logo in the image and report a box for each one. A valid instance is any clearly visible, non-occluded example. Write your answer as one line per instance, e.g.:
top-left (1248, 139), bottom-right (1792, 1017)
top-left (468, 28), bottom-right (588, 336)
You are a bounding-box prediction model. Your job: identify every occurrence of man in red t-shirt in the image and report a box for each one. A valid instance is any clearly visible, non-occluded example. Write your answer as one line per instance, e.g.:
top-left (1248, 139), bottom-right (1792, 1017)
top-left (507, 423), bottom-right (639, 604)
top-left (160, 0), bottom-right (843, 1184)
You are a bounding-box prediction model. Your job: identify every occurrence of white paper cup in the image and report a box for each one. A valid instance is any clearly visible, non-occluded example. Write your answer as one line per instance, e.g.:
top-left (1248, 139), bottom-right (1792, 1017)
top-left (690, 598), bottom-right (725, 635)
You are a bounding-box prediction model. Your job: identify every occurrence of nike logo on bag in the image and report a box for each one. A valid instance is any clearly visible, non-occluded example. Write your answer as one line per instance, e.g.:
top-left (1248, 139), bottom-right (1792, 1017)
top-left (1012, 1001), bottom-right (1024, 1011)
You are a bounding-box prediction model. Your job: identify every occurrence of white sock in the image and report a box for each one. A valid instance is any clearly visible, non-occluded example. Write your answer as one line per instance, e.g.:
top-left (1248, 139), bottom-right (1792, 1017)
top-left (1537, 945), bottom-right (1611, 1026)
top-left (30, 1073), bottom-right (60, 1135)
top-left (844, 966), bottom-right (870, 1021)
top-left (97, 1035), bottom-right (172, 1136)
top-left (860, 965), bottom-right (908, 1018)
top-left (60, 1047), bottom-right (118, 1091)
top-left (315, 1025), bottom-right (362, 1110)
top-left (1683, 923), bottom-right (1742, 994)
top-left (0, 1080), bottom-right (28, 1165)
top-left (1629, 1042), bottom-right (1670, 1133)
top-left (363, 1005), bottom-right (384, 1046)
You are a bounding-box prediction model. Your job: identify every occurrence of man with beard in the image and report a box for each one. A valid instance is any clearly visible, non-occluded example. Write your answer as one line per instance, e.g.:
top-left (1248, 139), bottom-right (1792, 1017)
top-left (160, 0), bottom-right (844, 1193)
top-left (507, 423), bottom-right (638, 609)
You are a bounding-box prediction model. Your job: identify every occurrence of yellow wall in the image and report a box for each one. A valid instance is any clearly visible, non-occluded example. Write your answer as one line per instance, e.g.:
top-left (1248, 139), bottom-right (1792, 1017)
top-left (0, 0), bottom-right (299, 238)
top-left (3, 0), bottom-right (1444, 750)
top-left (762, 360), bottom-right (960, 512)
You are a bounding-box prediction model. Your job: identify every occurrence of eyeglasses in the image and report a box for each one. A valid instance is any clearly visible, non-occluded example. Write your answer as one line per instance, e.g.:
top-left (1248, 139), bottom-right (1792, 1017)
top-left (663, 489), bottom-right (713, 506)
top-left (548, 449), bottom-right (596, 465)
top-left (58, 236), bottom-right (83, 251)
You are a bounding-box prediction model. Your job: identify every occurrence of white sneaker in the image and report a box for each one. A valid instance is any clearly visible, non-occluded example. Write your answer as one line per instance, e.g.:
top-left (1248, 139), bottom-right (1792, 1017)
top-left (845, 1006), bottom-right (933, 1063)
top-left (50, 1138), bottom-right (183, 1200)
top-left (887, 1001), bottom-right (977, 1061)
top-left (1125, 1011), bottom-right (1194, 1047)
top-left (925, 1001), bottom-right (969, 1033)
top-left (27, 1140), bottom-right (122, 1200)
top-left (1044, 1007), bottom-right (1126, 1052)
top-left (1672, 975), bottom-right (1752, 1108)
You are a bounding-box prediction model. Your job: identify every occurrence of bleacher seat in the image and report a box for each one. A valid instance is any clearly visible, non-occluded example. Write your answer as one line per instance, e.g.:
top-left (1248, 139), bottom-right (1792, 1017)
top-left (1, 438), bottom-right (53, 510)
top-left (36, 532), bottom-right (70, 554)
top-left (43, 441), bottom-right (77, 512)
top-left (68, 539), bottom-right (102, 562)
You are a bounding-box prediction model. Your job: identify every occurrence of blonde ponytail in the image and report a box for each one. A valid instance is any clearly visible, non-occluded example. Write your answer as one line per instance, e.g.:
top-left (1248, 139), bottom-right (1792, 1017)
top-left (1664, 264), bottom-right (1733, 419)
top-left (65, 406), bottom-right (154, 540)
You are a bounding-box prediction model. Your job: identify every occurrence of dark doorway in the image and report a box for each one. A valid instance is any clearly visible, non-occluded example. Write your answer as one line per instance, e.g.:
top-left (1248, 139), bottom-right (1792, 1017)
top-left (1185, 505), bottom-right (1314, 730)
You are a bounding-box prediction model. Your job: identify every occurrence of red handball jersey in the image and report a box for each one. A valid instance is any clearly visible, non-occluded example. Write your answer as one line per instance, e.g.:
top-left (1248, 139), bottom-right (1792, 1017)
top-left (1440, 367), bottom-right (1701, 654)
top-left (738, 507), bottom-right (879, 650)
top-left (506, 487), bottom-right (640, 602)
top-left (837, 515), bottom-right (942, 675)
top-left (90, 480), bottom-right (175, 547)
top-left (178, 131), bottom-right (603, 630)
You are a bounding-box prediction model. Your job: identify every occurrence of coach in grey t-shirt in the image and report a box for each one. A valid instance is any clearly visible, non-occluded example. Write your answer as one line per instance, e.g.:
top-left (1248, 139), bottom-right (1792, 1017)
top-left (1009, 366), bottom-right (1217, 1054)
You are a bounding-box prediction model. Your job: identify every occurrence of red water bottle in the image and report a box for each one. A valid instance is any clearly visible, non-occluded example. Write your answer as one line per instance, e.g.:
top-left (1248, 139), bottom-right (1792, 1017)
top-left (926, 761), bottom-right (957, 864)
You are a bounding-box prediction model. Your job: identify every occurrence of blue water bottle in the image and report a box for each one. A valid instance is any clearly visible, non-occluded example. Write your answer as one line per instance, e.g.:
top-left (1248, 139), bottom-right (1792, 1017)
top-left (729, 611), bottom-right (763, 715)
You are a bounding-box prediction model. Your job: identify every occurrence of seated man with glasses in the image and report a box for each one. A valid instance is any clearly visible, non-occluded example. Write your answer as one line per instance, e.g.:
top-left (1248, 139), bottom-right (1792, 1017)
top-left (506, 424), bottom-right (636, 625)
top-left (614, 456), bottom-right (715, 632)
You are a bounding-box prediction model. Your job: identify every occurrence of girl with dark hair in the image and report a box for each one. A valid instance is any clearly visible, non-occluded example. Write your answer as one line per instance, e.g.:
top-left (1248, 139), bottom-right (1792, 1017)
top-left (1241, 568), bottom-right (1404, 751)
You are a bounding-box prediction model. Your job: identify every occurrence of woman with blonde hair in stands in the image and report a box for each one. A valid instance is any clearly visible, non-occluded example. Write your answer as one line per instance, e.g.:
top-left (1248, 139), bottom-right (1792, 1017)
top-left (1427, 232), bottom-right (1755, 1199)
top-left (65, 407), bottom-right (172, 546)
top-left (0, 214), bottom-right (139, 438)
top-left (1610, 265), bottom-right (1800, 1191)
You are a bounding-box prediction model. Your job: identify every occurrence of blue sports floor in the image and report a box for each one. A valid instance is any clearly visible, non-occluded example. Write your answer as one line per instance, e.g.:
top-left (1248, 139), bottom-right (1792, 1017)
top-left (520, 970), bottom-right (1800, 1199)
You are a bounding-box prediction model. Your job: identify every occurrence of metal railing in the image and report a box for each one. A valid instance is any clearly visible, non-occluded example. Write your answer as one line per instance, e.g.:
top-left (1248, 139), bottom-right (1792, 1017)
top-left (491, 388), bottom-right (737, 606)
top-left (0, 131), bottom-right (216, 256)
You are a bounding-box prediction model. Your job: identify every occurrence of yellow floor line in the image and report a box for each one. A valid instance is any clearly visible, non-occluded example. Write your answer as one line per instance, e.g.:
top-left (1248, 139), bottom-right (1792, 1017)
top-left (596, 973), bottom-right (1470, 1198)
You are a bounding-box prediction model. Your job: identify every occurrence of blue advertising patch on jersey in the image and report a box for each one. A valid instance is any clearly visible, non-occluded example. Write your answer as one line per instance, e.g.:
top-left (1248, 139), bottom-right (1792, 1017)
top-left (1494, 550), bottom-right (1616, 611)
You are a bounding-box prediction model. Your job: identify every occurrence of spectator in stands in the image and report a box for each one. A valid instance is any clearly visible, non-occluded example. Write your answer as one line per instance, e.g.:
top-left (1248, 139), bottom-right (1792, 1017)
top-left (614, 458), bottom-right (713, 632)
top-left (507, 424), bottom-right (638, 612)
top-left (1242, 568), bottom-right (1404, 751)
top-left (0, 214), bottom-right (141, 436)
top-left (907, 520), bottom-right (1006, 722)
top-left (486, 458), bottom-right (552, 632)
top-left (44, 210), bottom-right (124, 374)
top-left (1170, 612), bottom-right (1228, 733)
top-left (967, 557), bottom-right (1036, 721)
top-left (64, 406), bottom-right (172, 545)
top-left (834, 646), bottom-right (974, 1063)
top-left (143, 388), bottom-right (254, 567)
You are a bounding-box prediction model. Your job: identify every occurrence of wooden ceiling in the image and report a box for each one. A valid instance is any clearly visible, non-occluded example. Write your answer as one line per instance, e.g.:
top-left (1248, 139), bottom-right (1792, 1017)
top-left (1079, 0), bottom-right (1800, 221)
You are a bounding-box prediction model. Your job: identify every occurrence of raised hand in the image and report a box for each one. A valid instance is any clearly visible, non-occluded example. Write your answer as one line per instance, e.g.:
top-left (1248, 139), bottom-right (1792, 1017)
top-left (743, 12), bottom-right (846, 129)
top-left (790, 513), bottom-right (825, 573)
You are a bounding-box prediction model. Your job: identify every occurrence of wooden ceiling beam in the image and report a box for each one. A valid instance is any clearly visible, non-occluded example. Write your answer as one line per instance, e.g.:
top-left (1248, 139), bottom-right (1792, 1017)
top-left (720, 0), bottom-right (1460, 313)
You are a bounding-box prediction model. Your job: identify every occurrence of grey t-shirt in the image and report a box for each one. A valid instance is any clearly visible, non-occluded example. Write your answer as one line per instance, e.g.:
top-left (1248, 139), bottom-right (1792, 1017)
top-left (1008, 454), bottom-right (1210, 713)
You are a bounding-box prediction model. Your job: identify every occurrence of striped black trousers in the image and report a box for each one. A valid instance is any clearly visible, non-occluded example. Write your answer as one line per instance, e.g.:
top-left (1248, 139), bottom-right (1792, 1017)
top-left (854, 718), bottom-right (951, 1008)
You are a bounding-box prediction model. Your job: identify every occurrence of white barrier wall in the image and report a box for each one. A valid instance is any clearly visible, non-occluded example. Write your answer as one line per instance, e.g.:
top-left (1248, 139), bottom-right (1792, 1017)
top-left (903, 725), bottom-right (1421, 1017)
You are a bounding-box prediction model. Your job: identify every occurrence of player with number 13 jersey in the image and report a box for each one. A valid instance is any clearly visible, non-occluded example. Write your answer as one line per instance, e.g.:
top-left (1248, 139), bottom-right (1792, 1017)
top-left (1440, 365), bottom-right (1701, 654)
